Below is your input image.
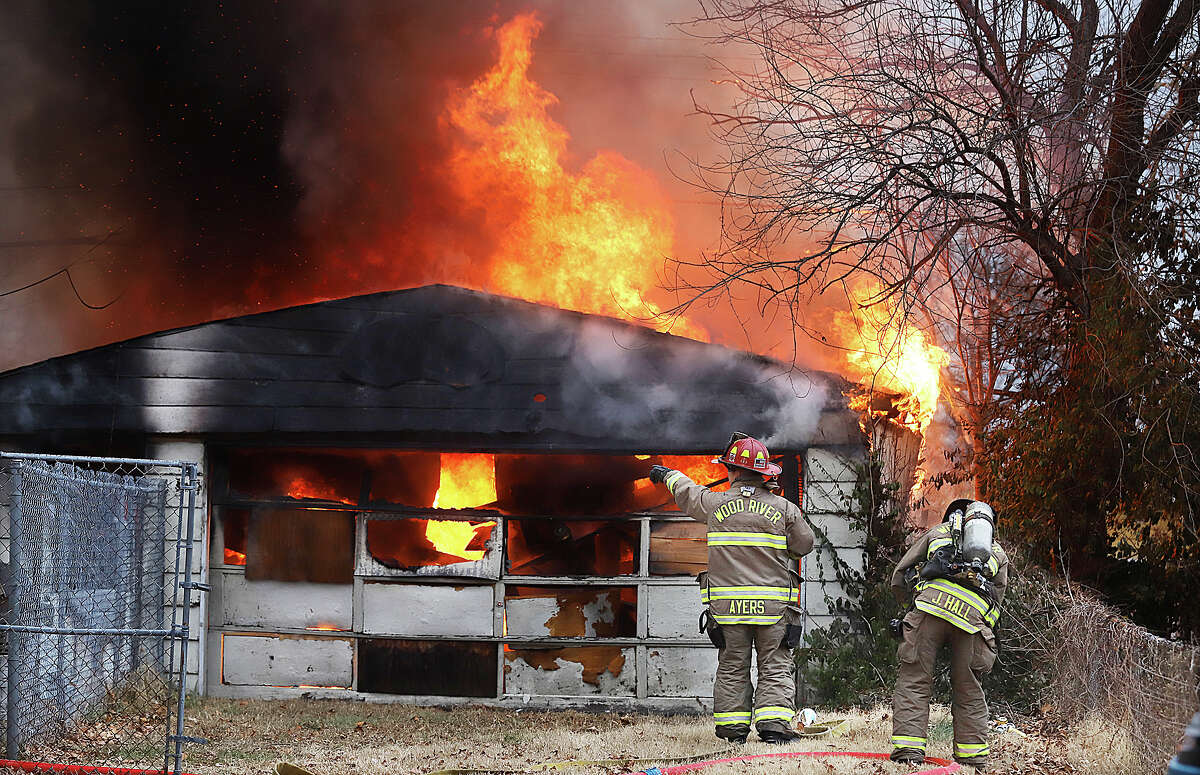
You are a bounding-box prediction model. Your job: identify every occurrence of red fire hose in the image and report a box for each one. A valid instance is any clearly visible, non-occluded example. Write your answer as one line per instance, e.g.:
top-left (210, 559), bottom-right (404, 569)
top-left (0, 760), bottom-right (197, 775)
top-left (618, 750), bottom-right (960, 775)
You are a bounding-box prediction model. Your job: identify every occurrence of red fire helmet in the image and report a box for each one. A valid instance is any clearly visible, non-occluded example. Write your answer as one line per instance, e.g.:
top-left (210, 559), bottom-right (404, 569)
top-left (713, 434), bottom-right (782, 477)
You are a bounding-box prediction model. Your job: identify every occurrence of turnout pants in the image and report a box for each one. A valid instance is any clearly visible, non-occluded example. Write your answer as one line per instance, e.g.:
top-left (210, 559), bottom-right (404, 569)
top-left (892, 611), bottom-right (997, 764)
top-left (713, 620), bottom-right (795, 738)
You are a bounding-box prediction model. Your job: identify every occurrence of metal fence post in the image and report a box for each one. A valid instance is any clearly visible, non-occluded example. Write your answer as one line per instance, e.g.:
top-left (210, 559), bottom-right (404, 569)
top-left (53, 472), bottom-right (68, 735)
top-left (172, 462), bottom-right (199, 775)
top-left (129, 480), bottom-right (145, 672)
top-left (6, 463), bottom-right (22, 759)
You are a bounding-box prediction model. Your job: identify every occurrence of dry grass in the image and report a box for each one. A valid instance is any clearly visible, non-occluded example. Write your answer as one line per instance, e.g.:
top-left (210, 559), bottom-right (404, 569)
top-left (153, 697), bottom-right (1151, 775)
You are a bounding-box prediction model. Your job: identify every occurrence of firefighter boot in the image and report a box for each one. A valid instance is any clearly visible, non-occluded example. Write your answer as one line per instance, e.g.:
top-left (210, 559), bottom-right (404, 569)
top-left (954, 758), bottom-right (987, 771)
top-left (890, 748), bottom-right (926, 765)
top-left (758, 728), bottom-right (801, 745)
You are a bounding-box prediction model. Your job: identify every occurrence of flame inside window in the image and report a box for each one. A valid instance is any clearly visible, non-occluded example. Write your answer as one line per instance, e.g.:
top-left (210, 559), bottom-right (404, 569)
top-left (367, 517), bottom-right (497, 568)
top-left (424, 519), bottom-right (497, 562)
top-left (285, 474), bottom-right (356, 504)
top-left (432, 453), bottom-right (497, 509)
top-left (221, 508), bottom-right (249, 566)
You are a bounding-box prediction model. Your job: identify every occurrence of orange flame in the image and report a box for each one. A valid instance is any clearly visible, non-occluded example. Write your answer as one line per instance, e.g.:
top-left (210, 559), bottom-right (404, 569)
top-left (445, 14), bottom-right (705, 341)
top-left (432, 453), bottom-right (497, 509)
top-left (305, 624), bottom-right (346, 632)
top-left (424, 519), bottom-right (497, 563)
top-left (633, 454), bottom-right (731, 508)
top-left (659, 456), bottom-right (730, 489)
top-left (285, 475), bottom-right (355, 505)
top-left (223, 548), bottom-right (246, 565)
top-left (833, 282), bottom-right (948, 433)
top-left (427, 453), bottom-right (498, 562)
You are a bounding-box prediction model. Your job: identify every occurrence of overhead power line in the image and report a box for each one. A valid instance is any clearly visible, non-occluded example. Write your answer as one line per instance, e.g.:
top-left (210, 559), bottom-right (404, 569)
top-left (0, 231), bottom-right (125, 310)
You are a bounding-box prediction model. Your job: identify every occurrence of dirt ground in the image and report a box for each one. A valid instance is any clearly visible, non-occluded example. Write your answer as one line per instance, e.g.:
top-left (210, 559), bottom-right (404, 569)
top-left (163, 697), bottom-right (1144, 775)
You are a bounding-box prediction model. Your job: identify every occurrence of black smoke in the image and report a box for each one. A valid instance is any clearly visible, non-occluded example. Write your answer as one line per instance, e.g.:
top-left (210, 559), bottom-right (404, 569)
top-left (0, 0), bottom-right (711, 371)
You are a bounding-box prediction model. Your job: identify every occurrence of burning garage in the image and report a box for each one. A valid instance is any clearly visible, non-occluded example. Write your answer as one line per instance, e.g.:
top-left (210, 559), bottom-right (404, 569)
top-left (0, 284), bottom-right (868, 710)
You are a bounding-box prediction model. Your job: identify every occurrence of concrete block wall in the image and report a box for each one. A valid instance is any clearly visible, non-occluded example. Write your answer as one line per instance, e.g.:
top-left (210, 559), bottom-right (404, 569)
top-left (801, 448), bottom-right (865, 635)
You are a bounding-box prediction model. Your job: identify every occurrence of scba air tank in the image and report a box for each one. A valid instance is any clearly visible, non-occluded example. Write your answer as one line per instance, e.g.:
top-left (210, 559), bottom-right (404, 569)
top-left (960, 502), bottom-right (995, 565)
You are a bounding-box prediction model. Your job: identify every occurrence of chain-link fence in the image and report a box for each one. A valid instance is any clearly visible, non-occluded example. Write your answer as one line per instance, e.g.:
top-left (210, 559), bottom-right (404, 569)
top-left (0, 452), bottom-right (203, 774)
top-left (1051, 593), bottom-right (1200, 770)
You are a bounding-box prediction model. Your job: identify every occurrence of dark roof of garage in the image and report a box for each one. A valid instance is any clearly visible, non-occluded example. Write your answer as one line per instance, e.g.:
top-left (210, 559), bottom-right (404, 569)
top-left (0, 285), bottom-right (859, 452)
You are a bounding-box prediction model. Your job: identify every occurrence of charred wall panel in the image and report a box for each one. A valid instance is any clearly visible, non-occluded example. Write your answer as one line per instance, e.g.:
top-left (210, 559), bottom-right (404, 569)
top-left (504, 587), bottom-right (636, 638)
top-left (245, 508), bottom-right (354, 584)
top-left (504, 646), bottom-right (635, 697)
top-left (358, 639), bottom-right (496, 697)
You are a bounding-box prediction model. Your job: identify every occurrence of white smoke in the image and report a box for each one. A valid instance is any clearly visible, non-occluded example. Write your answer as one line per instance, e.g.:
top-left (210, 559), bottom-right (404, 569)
top-left (760, 370), bottom-right (828, 449)
top-left (562, 317), bottom-right (830, 450)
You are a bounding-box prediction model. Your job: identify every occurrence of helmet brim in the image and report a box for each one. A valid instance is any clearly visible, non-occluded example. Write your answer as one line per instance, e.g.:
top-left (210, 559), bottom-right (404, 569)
top-left (715, 457), bottom-right (783, 477)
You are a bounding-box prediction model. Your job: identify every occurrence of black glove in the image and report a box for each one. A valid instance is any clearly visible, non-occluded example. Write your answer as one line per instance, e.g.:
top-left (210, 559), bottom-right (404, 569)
top-left (889, 618), bottom-right (904, 638)
top-left (699, 610), bottom-right (725, 649)
top-left (648, 465), bottom-right (672, 484)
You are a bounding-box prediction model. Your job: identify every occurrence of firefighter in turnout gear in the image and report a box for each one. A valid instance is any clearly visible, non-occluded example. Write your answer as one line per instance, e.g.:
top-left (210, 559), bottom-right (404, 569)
top-left (649, 433), bottom-right (814, 745)
top-left (889, 499), bottom-right (1009, 770)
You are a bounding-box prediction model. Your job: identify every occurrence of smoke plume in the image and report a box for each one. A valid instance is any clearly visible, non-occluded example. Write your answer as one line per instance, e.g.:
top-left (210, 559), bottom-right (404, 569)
top-left (563, 318), bottom-right (829, 449)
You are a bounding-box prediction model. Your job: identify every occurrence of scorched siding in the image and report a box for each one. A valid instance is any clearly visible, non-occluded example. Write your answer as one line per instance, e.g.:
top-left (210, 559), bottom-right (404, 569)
top-left (0, 284), bottom-right (871, 709)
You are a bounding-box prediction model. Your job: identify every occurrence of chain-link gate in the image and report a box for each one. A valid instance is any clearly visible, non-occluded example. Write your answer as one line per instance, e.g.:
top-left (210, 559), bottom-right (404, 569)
top-left (0, 452), bottom-right (204, 774)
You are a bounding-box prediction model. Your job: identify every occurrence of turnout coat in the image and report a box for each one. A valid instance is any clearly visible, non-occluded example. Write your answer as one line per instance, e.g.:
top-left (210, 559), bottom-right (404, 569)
top-left (664, 471), bottom-right (814, 625)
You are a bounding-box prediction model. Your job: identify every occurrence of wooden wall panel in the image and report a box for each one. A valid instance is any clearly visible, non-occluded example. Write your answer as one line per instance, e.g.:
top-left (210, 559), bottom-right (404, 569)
top-left (245, 509), bottom-right (354, 584)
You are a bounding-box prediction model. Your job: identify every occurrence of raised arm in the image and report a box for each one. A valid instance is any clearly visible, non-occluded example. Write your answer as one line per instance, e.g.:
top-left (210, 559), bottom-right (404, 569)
top-left (650, 465), bottom-right (719, 522)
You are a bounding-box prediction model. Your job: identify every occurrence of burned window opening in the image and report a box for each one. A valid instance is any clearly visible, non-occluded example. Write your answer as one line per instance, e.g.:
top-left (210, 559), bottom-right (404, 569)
top-left (218, 449), bottom-right (759, 515)
top-left (227, 448), bottom-right (368, 505)
top-left (221, 508), bottom-right (249, 566)
top-left (358, 639), bottom-right (496, 697)
top-left (366, 516), bottom-right (498, 570)
top-left (506, 518), bottom-right (638, 577)
top-left (496, 454), bottom-right (690, 516)
top-left (631, 455), bottom-right (731, 512)
top-left (504, 586), bottom-right (636, 638)
top-left (365, 452), bottom-right (441, 507)
top-left (431, 453), bottom-right (497, 509)
top-left (222, 447), bottom-right (457, 507)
